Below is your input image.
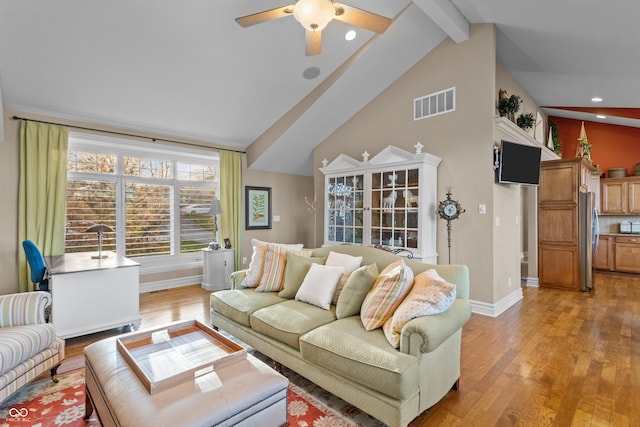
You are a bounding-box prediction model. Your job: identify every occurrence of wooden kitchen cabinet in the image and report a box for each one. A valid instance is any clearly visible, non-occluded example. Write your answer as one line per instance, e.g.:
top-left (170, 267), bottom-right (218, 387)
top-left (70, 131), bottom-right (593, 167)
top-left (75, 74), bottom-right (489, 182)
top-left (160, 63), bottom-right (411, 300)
top-left (600, 177), bottom-right (640, 214)
top-left (594, 235), bottom-right (614, 271)
top-left (538, 158), bottom-right (596, 291)
top-left (614, 236), bottom-right (640, 273)
top-left (627, 180), bottom-right (640, 213)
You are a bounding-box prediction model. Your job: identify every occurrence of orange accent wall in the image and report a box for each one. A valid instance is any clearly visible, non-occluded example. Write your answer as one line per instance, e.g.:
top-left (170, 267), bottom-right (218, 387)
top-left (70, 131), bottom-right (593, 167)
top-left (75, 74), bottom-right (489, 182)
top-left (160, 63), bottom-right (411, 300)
top-left (550, 116), bottom-right (640, 177)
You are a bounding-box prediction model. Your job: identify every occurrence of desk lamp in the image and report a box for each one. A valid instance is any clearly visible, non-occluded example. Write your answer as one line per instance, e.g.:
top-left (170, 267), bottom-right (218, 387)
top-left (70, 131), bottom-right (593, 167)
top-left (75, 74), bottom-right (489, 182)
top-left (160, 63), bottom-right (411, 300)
top-left (209, 199), bottom-right (223, 249)
top-left (85, 224), bottom-right (115, 259)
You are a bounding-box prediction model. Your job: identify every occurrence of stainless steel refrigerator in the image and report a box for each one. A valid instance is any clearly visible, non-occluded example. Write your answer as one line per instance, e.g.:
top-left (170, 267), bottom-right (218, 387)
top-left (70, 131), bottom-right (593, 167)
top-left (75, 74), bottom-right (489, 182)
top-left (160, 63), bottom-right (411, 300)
top-left (579, 192), bottom-right (599, 292)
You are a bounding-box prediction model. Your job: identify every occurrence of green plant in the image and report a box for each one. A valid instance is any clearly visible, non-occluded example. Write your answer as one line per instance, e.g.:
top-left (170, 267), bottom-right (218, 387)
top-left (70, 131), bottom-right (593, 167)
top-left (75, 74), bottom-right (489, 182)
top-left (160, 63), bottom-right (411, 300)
top-left (549, 120), bottom-right (561, 155)
top-left (497, 94), bottom-right (522, 119)
top-left (516, 112), bottom-right (535, 130)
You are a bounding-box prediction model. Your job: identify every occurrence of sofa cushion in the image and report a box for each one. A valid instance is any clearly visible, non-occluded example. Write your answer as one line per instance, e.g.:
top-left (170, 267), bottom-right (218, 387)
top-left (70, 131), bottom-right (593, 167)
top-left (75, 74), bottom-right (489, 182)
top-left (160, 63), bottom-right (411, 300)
top-left (383, 269), bottom-right (457, 348)
top-left (210, 289), bottom-right (286, 327)
top-left (0, 324), bottom-right (56, 376)
top-left (361, 260), bottom-right (414, 331)
top-left (278, 252), bottom-right (326, 299)
top-left (250, 300), bottom-right (336, 349)
top-left (299, 317), bottom-right (419, 400)
top-left (336, 263), bottom-right (378, 319)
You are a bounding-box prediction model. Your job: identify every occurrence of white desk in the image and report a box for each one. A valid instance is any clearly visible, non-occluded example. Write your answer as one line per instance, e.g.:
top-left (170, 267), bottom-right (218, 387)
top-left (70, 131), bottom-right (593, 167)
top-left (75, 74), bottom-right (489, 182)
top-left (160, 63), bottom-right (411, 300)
top-left (46, 252), bottom-right (141, 339)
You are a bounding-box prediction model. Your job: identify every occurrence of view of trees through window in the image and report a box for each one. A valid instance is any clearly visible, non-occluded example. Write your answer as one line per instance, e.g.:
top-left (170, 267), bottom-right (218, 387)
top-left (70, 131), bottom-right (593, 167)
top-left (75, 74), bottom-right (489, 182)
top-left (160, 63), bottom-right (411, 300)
top-left (65, 136), bottom-right (219, 260)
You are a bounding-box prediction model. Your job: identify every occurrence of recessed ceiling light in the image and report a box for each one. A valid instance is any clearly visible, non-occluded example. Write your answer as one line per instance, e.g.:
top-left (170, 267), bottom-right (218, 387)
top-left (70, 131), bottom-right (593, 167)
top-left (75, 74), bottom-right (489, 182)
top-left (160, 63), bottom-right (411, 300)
top-left (591, 97), bottom-right (603, 103)
top-left (345, 30), bottom-right (357, 41)
top-left (596, 114), bottom-right (607, 119)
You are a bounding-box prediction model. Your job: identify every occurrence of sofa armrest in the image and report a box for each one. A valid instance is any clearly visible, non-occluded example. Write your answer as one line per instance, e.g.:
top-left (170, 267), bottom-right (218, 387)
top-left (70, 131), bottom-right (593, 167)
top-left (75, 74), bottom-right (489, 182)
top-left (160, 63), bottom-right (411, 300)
top-left (229, 270), bottom-right (249, 289)
top-left (399, 299), bottom-right (471, 355)
top-left (0, 291), bottom-right (51, 327)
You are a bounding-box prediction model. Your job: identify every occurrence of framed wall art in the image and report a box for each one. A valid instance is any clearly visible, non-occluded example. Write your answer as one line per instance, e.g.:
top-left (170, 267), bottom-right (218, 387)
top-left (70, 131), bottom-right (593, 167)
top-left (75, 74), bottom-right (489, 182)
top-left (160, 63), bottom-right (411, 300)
top-left (245, 186), bottom-right (272, 230)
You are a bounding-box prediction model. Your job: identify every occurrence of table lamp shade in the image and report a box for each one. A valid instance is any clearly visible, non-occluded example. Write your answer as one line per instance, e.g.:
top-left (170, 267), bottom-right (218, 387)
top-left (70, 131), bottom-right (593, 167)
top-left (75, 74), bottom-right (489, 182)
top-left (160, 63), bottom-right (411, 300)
top-left (209, 200), bottom-right (223, 215)
top-left (85, 223), bottom-right (114, 259)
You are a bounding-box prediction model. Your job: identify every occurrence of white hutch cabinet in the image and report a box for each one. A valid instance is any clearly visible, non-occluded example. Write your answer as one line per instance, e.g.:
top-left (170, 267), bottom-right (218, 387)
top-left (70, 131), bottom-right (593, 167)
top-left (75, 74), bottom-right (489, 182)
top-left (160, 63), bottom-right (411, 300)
top-left (320, 145), bottom-right (441, 263)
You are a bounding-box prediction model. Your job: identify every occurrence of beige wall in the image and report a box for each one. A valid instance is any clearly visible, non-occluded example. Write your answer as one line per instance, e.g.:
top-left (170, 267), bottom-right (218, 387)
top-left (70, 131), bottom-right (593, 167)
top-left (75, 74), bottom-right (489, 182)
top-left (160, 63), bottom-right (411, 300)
top-left (315, 24), bottom-right (499, 303)
top-left (238, 166), bottom-right (314, 269)
top-left (313, 24), bottom-right (545, 307)
top-left (495, 62), bottom-right (548, 290)
top-left (0, 109), bottom-right (313, 295)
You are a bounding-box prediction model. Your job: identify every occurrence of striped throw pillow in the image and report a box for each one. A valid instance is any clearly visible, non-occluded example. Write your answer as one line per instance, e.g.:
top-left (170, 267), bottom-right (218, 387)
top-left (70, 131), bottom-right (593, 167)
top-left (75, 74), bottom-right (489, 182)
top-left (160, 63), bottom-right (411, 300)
top-left (255, 245), bottom-right (311, 292)
top-left (241, 239), bottom-right (304, 288)
top-left (360, 260), bottom-right (414, 331)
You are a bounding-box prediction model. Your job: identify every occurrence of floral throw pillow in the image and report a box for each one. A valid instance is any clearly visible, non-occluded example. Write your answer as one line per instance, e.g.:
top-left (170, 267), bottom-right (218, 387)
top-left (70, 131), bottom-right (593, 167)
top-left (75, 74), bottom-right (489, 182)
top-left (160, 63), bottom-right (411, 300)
top-left (383, 269), bottom-right (456, 347)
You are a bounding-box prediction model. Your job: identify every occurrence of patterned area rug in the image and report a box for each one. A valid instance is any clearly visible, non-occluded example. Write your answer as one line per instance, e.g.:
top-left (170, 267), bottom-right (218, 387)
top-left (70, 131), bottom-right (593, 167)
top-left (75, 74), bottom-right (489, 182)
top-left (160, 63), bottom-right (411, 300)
top-left (0, 362), bottom-right (387, 427)
top-left (0, 369), bottom-right (100, 427)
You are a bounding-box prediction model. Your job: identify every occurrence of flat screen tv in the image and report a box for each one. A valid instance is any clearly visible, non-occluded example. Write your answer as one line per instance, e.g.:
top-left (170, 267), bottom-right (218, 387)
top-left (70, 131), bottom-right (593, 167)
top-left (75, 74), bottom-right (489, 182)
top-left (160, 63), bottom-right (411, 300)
top-left (498, 140), bottom-right (542, 186)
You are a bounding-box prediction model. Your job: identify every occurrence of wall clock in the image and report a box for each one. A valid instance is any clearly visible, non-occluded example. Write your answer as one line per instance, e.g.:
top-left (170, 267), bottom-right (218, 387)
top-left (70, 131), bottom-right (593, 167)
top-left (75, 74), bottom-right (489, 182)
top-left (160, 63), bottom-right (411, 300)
top-left (438, 191), bottom-right (464, 263)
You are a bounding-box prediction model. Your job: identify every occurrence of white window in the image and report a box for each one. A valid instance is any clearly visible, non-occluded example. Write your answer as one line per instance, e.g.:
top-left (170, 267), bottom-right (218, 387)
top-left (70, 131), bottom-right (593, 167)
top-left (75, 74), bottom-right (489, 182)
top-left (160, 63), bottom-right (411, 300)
top-left (65, 132), bottom-right (219, 270)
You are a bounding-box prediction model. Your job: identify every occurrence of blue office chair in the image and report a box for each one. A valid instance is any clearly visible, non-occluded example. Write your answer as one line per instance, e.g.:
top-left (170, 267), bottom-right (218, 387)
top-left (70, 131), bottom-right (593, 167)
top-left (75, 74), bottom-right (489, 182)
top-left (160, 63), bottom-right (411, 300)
top-left (22, 240), bottom-right (49, 291)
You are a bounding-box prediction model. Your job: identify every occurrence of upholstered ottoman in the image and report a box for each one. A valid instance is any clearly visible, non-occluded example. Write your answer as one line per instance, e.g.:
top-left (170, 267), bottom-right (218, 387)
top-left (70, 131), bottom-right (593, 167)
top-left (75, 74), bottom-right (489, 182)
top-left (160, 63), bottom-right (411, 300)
top-left (84, 336), bottom-right (288, 427)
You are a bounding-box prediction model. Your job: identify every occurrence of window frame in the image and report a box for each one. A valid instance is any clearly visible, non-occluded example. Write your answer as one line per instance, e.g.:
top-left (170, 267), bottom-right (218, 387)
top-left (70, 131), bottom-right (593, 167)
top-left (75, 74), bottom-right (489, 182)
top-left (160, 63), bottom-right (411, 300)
top-left (66, 132), bottom-right (219, 274)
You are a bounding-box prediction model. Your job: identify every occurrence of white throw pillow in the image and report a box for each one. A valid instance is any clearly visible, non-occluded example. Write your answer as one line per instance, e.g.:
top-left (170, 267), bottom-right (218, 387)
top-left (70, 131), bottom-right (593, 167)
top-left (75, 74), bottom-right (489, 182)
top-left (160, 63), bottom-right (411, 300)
top-left (295, 264), bottom-right (344, 310)
top-left (326, 251), bottom-right (363, 305)
top-left (325, 251), bottom-right (363, 273)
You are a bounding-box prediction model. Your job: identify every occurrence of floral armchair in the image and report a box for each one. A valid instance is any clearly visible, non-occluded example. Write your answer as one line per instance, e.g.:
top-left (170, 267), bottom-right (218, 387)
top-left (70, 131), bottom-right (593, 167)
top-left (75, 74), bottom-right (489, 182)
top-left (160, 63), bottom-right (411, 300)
top-left (0, 291), bottom-right (65, 403)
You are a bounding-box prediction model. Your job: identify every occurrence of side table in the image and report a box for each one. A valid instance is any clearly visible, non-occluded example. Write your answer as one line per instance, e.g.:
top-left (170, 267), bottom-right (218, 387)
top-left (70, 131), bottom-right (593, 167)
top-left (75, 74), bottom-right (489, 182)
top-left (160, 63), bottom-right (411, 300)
top-left (202, 248), bottom-right (235, 291)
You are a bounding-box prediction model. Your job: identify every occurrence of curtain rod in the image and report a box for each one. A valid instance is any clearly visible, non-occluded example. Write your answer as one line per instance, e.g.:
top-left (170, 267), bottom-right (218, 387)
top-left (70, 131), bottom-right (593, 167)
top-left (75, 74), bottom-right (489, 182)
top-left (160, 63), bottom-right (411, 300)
top-left (12, 115), bottom-right (246, 154)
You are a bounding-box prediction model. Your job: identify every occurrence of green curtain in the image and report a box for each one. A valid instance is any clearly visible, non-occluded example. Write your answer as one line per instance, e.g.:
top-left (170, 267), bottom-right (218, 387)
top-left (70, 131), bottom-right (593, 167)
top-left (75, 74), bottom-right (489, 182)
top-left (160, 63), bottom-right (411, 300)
top-left (219, 150), bottom-right (243, 270)
top-left (18, 121), bottom-right (69, 291)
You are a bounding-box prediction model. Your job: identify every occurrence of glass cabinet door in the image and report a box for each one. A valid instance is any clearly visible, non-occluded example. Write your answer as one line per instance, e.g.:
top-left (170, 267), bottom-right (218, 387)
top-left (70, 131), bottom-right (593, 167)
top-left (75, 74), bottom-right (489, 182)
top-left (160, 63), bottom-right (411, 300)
top-left (370, 168), bottom-right (419, 250)
top-left (326, 174), bottom-right (364, 244)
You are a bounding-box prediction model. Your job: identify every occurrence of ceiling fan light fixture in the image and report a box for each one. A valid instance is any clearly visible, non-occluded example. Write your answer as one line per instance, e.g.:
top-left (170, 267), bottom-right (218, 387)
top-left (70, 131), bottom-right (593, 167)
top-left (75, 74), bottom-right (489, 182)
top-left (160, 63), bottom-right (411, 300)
top-left (293, 0), bottom-right (335, 31)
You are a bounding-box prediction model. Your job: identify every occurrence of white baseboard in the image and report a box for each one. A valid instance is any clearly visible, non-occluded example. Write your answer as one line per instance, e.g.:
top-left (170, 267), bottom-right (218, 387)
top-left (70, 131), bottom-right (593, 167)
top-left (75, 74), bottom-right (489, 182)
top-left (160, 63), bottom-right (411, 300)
top-left (470, 287), bottom-right (523, 317)
top-left (524, 277), bottom-right (539, 287)
top-left (139, 275), bottom-right (203, 293)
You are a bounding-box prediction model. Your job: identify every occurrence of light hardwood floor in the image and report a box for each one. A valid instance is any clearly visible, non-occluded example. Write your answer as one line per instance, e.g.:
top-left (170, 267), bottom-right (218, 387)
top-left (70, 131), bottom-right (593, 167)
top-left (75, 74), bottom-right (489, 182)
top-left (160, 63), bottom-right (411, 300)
top-left (63, 272), bottom-right (640, 426)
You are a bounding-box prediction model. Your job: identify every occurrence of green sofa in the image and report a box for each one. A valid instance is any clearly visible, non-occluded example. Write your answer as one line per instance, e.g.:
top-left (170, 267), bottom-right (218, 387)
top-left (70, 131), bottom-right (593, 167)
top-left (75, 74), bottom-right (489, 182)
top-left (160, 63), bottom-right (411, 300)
top-left (209, 244), bottom-right (471, 427)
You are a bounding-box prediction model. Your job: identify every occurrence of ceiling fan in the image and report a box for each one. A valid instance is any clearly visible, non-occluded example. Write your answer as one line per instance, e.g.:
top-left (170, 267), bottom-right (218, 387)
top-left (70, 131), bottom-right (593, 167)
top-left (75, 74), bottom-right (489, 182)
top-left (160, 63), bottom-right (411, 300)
top-left (235, 0), bottom-right (392, 56)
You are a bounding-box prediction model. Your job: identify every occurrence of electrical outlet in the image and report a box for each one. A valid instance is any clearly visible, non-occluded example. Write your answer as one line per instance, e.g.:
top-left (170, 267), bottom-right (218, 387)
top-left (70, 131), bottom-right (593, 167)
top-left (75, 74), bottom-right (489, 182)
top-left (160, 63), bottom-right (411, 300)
top-left (496, 216), bottom-right (501, 227)
top-left (242, 257), bottom-right (248, 265)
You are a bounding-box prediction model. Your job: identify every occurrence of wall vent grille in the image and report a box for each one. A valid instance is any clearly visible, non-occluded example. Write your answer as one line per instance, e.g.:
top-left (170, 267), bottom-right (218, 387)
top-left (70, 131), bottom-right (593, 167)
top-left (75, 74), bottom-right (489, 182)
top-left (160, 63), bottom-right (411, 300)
top-left (413, 87), bottom-right (455, 120)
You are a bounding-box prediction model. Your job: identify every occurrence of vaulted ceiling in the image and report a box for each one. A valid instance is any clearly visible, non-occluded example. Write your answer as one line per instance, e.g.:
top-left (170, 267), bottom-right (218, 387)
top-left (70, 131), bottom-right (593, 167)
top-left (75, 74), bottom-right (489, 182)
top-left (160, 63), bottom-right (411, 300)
top-left (1, 1), bottom-right (638, 175)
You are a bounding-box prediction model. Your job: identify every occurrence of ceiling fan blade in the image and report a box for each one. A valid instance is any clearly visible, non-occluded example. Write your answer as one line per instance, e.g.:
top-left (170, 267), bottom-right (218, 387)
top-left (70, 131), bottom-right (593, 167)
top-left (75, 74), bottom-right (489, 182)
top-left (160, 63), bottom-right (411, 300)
top-left (305, 29), bottom-right (322, 56)
top-left (333, 3), bottom-right (391, 34)
top-left (235, 5), bottom-right (295, 27)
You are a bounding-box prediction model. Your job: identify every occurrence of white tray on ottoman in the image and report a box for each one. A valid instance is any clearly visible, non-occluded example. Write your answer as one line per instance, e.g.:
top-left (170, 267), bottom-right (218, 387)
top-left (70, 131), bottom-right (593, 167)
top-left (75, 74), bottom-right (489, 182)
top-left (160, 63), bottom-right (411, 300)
top-left (84, 322), bottom-right (288, 427)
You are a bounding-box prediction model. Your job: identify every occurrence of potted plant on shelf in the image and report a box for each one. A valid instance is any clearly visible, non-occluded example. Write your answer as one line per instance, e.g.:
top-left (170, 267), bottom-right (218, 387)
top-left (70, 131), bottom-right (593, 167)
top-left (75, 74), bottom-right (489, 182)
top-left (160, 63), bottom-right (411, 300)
top-left (516, 112), bottom-right (535, 131)
top-left (549, 120), bottom-right (561, 155)
top-left (497, 89), bottom-right (522, 122)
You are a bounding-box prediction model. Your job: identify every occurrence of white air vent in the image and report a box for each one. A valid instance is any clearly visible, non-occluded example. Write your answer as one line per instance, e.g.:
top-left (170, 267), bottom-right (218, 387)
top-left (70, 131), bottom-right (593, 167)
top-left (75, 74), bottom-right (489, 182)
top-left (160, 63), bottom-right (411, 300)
top-left (413, 87), bottom-right (455, 120)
